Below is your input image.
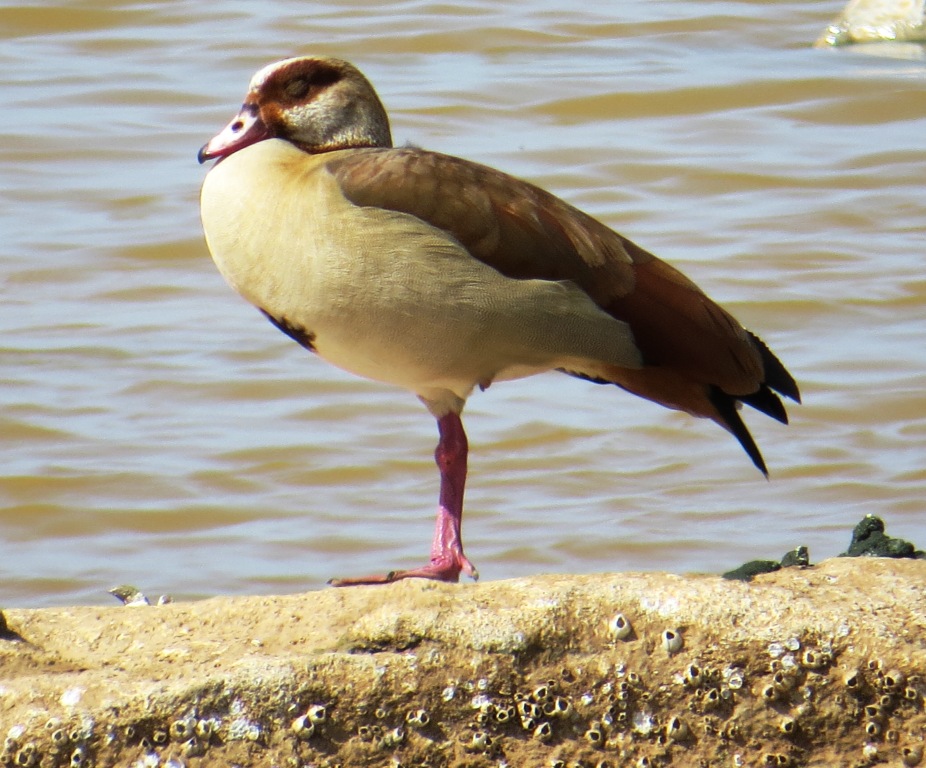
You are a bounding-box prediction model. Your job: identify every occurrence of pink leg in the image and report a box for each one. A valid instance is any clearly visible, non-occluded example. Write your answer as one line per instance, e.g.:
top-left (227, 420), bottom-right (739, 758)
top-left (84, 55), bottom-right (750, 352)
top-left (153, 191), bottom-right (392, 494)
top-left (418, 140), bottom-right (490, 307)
top-left (328, 412), bottom-right (479, 587)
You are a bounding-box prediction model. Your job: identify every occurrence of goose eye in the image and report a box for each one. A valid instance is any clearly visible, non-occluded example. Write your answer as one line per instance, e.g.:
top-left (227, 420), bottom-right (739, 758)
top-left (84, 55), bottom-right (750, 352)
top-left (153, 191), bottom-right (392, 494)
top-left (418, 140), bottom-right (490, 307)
top-left (284, 78), bottom-right (310, 99)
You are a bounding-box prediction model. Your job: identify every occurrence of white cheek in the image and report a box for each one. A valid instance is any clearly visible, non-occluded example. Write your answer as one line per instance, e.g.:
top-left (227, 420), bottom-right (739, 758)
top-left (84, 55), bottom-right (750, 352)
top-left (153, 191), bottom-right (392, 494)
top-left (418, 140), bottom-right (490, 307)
top-left (286, 101), bottom-right (315, 125)
top-left (283, 99), bottom-right (337, 139)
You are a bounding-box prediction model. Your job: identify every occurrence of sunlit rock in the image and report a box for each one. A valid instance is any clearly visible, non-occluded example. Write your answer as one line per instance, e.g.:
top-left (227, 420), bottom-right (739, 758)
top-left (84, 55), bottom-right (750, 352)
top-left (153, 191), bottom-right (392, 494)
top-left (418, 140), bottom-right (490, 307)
top-left (817, 0), bottom-right (926, 45)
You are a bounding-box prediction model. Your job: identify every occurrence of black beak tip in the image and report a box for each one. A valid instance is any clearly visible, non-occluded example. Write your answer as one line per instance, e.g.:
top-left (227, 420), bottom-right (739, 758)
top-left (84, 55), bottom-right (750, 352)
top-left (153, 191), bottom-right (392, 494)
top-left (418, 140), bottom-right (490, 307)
top-left (197, 144), bottom-right (211, 164)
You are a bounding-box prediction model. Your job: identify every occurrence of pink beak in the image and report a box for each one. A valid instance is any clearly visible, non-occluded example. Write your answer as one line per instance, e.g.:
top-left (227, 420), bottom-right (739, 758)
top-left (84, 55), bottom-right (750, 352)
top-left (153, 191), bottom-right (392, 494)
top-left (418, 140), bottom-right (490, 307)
top-left (198, 103), bottom-right (273, 163)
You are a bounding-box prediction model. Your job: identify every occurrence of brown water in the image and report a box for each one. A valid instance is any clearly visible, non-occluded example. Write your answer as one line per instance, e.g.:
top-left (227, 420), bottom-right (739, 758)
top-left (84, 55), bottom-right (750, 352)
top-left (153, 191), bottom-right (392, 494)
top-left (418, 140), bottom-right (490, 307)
top-left (2, 1), bottom-right (924, 608)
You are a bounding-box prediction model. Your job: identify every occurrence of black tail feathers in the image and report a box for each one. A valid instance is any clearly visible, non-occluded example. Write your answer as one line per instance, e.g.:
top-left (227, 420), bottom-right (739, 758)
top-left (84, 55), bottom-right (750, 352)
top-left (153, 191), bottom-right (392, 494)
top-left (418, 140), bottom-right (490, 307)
top-left (712, 332), bottom-right (800, 477)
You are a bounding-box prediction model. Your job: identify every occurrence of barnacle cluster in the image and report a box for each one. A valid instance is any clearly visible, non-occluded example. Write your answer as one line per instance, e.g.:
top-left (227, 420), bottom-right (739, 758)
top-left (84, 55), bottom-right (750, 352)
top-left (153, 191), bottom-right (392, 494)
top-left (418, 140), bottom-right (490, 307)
top-left (0, 720), bottom-right (99, 768)
top-left (0, 711), bottom-right (239, 768)
top-left (751, 635), bottom-right (926, 767)
top-left (4, 599), bottom-right (925, 768)
top-left (839, 659), bottom-right (924, 765)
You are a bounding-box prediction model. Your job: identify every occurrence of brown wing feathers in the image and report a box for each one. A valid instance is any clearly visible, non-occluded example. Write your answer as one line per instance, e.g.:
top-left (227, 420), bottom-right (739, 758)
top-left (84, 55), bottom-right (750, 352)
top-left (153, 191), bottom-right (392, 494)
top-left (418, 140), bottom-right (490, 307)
top-left (328, 148), bottom-right (799, 472)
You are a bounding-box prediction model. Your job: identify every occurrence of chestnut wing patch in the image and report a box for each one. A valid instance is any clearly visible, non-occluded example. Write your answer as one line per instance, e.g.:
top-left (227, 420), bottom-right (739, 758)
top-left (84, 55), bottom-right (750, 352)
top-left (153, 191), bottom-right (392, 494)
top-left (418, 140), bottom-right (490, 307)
top-left (323, 147), bottom-right (799, 474)
top-left (325, 148), bottom-right (636, 295)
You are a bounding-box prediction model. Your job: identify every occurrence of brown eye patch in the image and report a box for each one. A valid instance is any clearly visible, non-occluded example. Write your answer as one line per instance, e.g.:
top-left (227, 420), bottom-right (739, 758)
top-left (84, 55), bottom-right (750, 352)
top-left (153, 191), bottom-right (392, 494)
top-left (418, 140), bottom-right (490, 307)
top-left (279, 62), bottom-right (343, 103)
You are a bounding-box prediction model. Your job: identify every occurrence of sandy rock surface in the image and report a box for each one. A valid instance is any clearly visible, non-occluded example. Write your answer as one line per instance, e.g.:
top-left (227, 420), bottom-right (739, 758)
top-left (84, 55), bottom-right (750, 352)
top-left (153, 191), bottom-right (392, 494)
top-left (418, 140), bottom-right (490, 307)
top-left (2, 558), bottom-right (925, 767)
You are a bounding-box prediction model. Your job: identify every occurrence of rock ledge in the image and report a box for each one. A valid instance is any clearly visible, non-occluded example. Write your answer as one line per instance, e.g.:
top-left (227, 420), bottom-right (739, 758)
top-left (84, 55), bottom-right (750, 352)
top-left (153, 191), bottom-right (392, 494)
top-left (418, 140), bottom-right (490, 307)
top-left (2, 558), bottom-right (925, 767)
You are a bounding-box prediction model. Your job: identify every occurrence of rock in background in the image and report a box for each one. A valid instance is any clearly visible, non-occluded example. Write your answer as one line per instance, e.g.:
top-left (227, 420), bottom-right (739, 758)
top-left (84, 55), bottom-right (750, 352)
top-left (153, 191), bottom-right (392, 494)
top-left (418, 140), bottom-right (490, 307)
top-left (817, 0), bottom-right (926, 45)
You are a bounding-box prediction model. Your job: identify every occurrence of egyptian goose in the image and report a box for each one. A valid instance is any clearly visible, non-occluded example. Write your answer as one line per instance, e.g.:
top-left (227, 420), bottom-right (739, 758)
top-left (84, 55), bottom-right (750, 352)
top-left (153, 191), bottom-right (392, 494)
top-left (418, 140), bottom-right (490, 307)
top-left (198, 56), bottom-right (800, 586)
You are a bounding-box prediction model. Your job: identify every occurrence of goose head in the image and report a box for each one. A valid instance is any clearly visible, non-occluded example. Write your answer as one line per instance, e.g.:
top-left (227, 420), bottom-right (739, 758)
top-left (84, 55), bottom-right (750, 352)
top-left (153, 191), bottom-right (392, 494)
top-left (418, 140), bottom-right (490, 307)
top-left (198, 56), bottom-right (393, 163)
